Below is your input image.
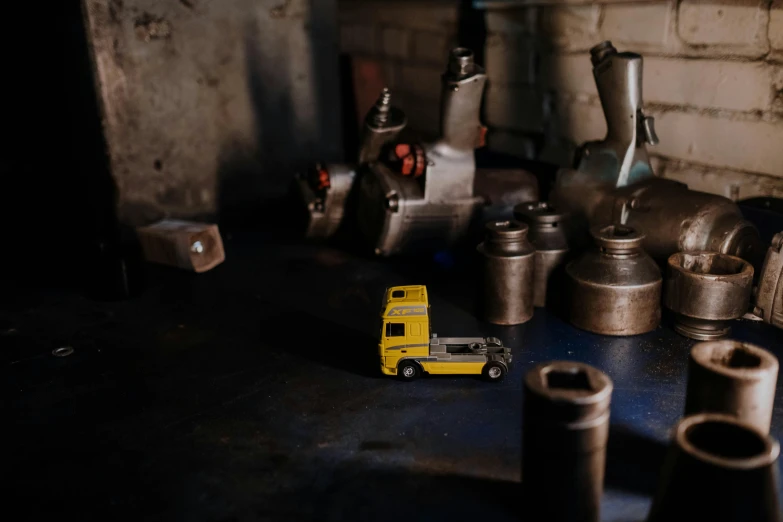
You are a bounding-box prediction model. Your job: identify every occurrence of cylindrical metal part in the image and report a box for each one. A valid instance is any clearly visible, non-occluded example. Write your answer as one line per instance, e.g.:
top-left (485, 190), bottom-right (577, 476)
top-left (447, 47), bottom-right (475, 77)
top-left (566, 224), bottom-right (662, 335)
top-left (647, 414), bottom-right (782, 522)
top-left (477, 220), bottom-right (535, 325)
top-left (522, 361), bottom-right (613, 522)
top-left (685, 340), bottom-right (779, 433)
top-left (665, 252), bottom-right (754, 340)
top-left (514, 201), bottom-right (570, 308)
top-left (755, 231), bottom-right (783, 329)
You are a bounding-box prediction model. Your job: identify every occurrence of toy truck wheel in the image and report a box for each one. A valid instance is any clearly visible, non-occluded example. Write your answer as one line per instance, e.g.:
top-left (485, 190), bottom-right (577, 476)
top-left (398, 361), bottom-right (420, 381)
top-left (482, 362), bottom-right (506, 382)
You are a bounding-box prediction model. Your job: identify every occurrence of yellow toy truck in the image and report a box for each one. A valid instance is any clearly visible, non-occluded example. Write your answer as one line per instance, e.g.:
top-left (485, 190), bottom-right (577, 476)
top-left (378, 285), bottom-right (511, 382)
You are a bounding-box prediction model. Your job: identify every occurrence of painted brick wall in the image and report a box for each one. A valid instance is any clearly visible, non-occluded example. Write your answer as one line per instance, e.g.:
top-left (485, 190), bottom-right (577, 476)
top-left (339, 0), bottom-right (783, 201)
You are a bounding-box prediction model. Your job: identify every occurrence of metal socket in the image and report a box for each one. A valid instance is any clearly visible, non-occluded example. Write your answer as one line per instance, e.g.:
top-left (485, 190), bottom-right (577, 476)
top-left (685, 340), bottom-right (778, 433)
top-left (478, 220), bottom-right (535, 325)
top-left (566, 224), bottom-right (662, 336)
top-left (514, 201), bottom-right (570, 308)
top-left (523, 361), bottom-right (613, 522)
top-left (755, 231), bottom-right (783, 329)
top-left (647, 414), bottom-right (781, 522)
top-left (665, 252), bottom-right (754, 340)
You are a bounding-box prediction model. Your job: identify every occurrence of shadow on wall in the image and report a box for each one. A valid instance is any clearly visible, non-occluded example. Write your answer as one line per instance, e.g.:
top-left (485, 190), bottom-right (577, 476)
top-left (217, 0), bottom-right (343, 230)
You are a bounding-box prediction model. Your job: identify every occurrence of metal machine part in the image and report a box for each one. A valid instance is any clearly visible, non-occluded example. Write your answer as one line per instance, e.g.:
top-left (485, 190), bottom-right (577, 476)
top-left (477, 220), bottom-right (535, 325)
top-left (553, 176), bottom-right (763, 267)
top-left (664, 252), bottom-right (754, 340)
top-left (357, 47), bottom-right (488, 256)
top-left (566, 225), bottom-right (661, 336)
top-left (522, 361), bottom-right (613, 522)
top-left (559, 41), bottom-right (657, 193)
top-left (684, 341), bottom-right (778, 433)
top-left (754, 232), bottom-right (783, 328)
top-left (296, 89), bottom-right (407, 241)
top-left (358, 88), bottom-right (407, 165)
top-left (647, 414), bottom-right (782, 522)
top-left (296, 163), bottom-right (356, 240)
top-left (514, 202), bottom-right (570, 308)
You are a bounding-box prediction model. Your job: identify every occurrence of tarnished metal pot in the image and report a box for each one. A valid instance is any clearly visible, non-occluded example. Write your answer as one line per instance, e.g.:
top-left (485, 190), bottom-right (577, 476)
top-left (478, 220), bottom-right (535, 325)
top-left (566, 224), bottom-right (662, 335)
top-left (514, 201), bottom-right (570, 308)
top-left (664, 252), bottom-right (754, 340)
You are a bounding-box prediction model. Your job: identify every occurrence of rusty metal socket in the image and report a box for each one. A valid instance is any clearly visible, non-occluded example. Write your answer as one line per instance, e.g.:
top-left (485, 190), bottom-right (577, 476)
top-left (514, 201), bottom-right (570, 308)
top-left (523, 362), bottom-right (613, 522)
top-left (478, 220), bottom-right (535, 325)
top-left (647, 414), bottom-right (781, 522)
top-left (665, 252), bottom-right (754, 340)
top-left (685, 340), bottom-right (778, 433)
top-left (566, 224), bottom-right (662, 336)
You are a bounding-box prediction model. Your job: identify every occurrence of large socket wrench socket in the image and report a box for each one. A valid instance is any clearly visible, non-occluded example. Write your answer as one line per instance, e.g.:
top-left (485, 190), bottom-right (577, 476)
top-left (665, 252), bottom-right (754, 340)
top-left (566, 224), bottom-right (662, 336)
top-left (523, 362), bottom-right (612, 522)
top-left (477, 220), bottom-right (535, 325)
top-left (647, 414), bottom-right (781, 522)
top-left (755, 231), bottom-right (783, 328)
top-left (296, 89), bottom-right (407, 240)
top-left (685, 341), bottom-right (778, 433)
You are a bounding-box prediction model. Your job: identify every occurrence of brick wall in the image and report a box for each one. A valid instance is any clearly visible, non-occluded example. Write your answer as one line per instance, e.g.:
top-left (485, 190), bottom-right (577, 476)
top-left (339, 0), bottom-right (783, 201)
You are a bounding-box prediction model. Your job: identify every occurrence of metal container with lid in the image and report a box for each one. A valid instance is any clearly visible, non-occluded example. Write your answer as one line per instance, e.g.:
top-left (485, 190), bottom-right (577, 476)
top-left (664, 252), bottom-right (754, 340)
top-left (566, 224), bottom-right (662, 336)
top-left (477, 220), bottom-right (535, 325)
top-left (514, 201), bottom-right (570, 308)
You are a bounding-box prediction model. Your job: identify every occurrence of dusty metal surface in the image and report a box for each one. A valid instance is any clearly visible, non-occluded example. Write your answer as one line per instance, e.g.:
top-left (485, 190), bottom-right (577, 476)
top-left (477, 220), bottom-right (535, 325)
top-left (647, 414), bottom-right (782, 522)
top-left (523, 361), bottom-right (612, 522)
top-left (664, 252), bottom-right (754, 341)
top-left (685, 341), bottom-right (778, 433)
top-left (4, 236), bottom-right (783, 521)
top-left (83, 0), bottom-right (342, 220)
top-left (566, 225), bottom-right (662, 336)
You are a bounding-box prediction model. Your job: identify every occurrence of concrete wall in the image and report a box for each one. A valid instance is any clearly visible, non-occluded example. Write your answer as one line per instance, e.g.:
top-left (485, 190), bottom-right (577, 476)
top-left (339, 0), bottom-right (783, 200)
top-left (84, 0), bottom-right (342, 221)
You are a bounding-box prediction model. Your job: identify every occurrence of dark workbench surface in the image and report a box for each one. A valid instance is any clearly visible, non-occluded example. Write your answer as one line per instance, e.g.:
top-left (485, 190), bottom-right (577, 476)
top-left (5, 232), bottom-right (783, 521)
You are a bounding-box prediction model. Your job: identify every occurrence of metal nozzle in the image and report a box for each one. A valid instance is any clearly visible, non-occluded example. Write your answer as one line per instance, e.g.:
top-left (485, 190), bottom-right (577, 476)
top-left (590, 40), bottom-right (616, 66)
top-left (370, 88), bottom-right (391, 127)
top-left (448, 47), bottom-right (475, 78)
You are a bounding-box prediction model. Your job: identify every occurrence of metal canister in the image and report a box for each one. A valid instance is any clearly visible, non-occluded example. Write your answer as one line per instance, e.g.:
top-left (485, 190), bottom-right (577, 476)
top-left (514, 201), bottom-right (570, 308)
top-left (477, 220), bottom-right (535, 325)
top-left (664, 252), bottom-right (754, 340)
top-left (523, 361), bottom-right (613, 522)
top-left (566, 224), bottom-right (662, 335)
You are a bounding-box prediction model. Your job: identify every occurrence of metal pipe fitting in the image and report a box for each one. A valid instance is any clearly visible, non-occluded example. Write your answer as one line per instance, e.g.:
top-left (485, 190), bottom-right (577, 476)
top-left (358, 88), bottom-right (407, 164)
top-left (755, 231), bottom-right (783, 329)
top-left (685, 340), bottom-right (778, 433)
top-left (566, 224), bottom-right (662, 335)
top-left (478, 220), bottom-right (535, 325)
top-left (665, 252), bottom-right (754, 340)
top-left (523, 361), bottom-right (613, 522)
top-left (647, 414), bottom-right (781, 522)
top-left (514, 201), bottom-right (570, 308)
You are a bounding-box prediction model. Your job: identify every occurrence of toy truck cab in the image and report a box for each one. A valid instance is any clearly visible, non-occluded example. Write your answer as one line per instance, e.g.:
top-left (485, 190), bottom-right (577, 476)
top-left (379, 285), bottom-right (511, 381)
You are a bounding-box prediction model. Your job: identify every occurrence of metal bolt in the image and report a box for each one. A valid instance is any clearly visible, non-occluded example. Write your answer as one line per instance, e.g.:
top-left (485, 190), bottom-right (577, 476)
top-left (191, 241), bottom-right (204, 254)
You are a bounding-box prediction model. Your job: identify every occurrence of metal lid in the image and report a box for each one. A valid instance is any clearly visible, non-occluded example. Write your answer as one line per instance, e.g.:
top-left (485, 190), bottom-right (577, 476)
top-left (592, 224), bottom-right (644, 252)
top-left (514, 201), bottom-right (569, 225)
